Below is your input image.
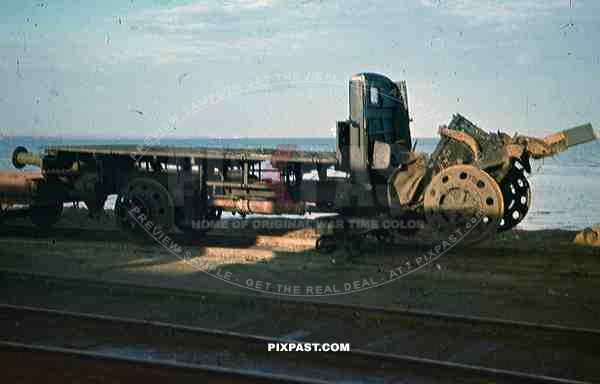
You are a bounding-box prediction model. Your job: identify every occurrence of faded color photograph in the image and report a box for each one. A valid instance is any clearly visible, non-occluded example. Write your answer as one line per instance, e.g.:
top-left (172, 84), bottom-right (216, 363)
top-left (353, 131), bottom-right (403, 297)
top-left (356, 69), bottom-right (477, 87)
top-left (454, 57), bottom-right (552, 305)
top-left (1, 1), bottom-right (599, 383)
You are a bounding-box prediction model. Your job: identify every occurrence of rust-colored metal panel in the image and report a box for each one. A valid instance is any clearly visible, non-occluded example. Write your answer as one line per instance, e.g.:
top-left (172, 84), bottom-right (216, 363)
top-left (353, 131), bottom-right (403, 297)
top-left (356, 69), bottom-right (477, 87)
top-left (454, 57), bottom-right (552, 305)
top-left (0, 171), bottom-right (42, 202)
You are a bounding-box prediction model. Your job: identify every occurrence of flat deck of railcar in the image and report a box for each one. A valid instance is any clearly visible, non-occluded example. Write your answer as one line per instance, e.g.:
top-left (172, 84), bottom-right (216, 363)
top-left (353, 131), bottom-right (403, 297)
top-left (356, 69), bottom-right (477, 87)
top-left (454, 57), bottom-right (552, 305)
top-left (43, 145), bottom-right (337, 164)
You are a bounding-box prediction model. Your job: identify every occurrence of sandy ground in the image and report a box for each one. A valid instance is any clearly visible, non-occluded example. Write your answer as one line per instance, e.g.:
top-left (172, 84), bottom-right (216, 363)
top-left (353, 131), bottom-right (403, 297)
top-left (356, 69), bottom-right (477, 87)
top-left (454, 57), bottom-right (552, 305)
top-left (1, 208), bottom-right (600, 328)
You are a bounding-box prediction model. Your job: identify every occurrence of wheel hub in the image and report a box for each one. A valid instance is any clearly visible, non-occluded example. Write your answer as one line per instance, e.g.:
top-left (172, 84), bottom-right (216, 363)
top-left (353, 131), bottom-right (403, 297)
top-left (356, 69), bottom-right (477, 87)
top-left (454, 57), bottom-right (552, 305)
top-left (115, 178), bottom-right (174, 234)
top-left (424, 165), bottom-right (504, 242)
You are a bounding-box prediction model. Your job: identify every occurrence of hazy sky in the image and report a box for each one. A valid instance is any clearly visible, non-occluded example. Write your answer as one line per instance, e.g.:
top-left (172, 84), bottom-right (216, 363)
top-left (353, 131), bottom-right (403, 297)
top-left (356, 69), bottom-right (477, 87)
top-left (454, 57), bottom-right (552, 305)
top-left (1, 0), bottom-right (598, 138)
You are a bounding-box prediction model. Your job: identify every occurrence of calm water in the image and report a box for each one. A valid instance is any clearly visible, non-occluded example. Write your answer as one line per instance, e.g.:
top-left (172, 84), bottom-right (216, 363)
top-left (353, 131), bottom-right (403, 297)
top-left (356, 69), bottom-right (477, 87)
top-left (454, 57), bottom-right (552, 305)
top-left (1, 136), bottom-right (598, 231)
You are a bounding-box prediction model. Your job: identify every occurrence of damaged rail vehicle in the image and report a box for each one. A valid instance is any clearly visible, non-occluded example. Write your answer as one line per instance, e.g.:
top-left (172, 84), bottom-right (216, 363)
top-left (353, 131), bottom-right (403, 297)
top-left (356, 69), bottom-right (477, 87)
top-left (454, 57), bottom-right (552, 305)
top-left (2, 73), bottom-right (596, 246)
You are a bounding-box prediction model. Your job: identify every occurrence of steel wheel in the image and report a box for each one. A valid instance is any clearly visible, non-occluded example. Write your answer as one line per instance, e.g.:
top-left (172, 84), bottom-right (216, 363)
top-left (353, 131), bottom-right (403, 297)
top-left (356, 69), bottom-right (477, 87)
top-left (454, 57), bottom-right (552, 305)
top-left (498, 160), bottom-right (531, 232)
top-left (30, 201), bottom-right (63, 229)
top-left (115, 178), bottom-right (174, 235)
top-left (424, 165), bottom-right (504, 242)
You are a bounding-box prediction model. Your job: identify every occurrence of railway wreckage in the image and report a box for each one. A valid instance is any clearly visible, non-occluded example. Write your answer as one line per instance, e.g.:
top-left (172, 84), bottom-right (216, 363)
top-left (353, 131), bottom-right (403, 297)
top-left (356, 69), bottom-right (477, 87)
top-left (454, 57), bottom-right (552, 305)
top-left (1, 73), bottom-right (596, 250)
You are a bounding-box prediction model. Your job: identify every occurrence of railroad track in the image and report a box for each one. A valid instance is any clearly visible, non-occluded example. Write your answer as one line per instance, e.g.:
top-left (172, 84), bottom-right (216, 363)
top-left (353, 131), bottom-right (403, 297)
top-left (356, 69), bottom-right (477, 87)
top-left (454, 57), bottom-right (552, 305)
top-left (0, 304), bottom-right (588, 384)
top-left (0, 224), bottom-right (318, 250)
top-left (1, 269), bottom-right (598, 382)
top-left (0, 222), bottom-right (417, 248)
top-left (0, 221), bottom-right (531, 265)
top-left (1, 221), bottom-right (593, 261)
top-left (1, 341), bottom-right (327, 384)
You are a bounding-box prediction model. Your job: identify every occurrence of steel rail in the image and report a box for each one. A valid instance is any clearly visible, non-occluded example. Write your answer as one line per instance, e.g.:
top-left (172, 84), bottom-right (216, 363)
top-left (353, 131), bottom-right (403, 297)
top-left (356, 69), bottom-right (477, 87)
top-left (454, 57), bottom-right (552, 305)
top-left (0, 303), bottom-right (589, 384)
top-left (0, 224), bottom-right (318, 248)
top-left (1, 268), bottom-right (599, 337)
top-left (0, 340), bottom-right (328, 384)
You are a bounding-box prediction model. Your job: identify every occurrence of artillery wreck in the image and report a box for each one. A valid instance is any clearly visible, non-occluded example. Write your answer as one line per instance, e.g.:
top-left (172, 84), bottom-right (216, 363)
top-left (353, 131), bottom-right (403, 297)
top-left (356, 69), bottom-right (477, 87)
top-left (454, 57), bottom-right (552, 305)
top-left (1, 73), bottom-right (596, 249)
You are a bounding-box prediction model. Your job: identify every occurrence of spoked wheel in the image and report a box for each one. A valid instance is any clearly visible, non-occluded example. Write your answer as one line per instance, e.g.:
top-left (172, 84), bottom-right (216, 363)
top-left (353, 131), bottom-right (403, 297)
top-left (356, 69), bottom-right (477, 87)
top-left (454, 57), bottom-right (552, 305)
top-left (424, 165), bottom-right (504, 243)
top-left (114, 178), bottom-right (174, 236)
top-left (498, 159), bottom-right (531, 232)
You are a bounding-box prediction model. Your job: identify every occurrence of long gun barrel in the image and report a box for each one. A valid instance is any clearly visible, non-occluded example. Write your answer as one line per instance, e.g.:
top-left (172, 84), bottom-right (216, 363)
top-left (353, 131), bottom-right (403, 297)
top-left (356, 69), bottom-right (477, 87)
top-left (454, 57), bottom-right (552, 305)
top-left (12, 146), bottom-right (43, 169)
top-left (12, 146), bottom-right (81, 175)
top-left (515, 123), bottom-right (597, 159)
top-left (432, 115), bottom-right (596, 173)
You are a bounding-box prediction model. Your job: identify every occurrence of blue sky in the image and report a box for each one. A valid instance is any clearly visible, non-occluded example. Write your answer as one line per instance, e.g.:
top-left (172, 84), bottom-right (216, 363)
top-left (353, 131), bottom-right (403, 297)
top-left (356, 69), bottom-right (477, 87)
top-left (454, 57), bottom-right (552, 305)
top-left (0, 0), bottom-right (598, 138)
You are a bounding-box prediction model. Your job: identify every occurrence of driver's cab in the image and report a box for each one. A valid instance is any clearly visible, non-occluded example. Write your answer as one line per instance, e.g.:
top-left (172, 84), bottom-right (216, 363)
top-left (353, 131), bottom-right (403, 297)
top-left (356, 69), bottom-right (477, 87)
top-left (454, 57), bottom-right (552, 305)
top-left (336, 73), bottom-right (412, 185)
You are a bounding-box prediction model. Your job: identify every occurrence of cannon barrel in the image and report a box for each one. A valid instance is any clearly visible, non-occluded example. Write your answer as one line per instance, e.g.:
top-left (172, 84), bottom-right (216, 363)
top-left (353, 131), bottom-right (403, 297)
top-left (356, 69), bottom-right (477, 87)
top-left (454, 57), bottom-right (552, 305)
top-left (516, 123), bottom-right (597, 159)
top-left (432, 116), bottom-right (596, 172)
top-left (12, 146), bottom-right (82, 174)
top-left (12, 147), bottom-right (43, 169)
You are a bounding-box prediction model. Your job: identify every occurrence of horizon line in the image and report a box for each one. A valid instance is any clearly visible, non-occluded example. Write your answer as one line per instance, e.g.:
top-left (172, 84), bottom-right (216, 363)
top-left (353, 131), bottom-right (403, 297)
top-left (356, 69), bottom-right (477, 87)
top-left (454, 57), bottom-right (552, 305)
top-left (1, 134), bottom-right (439, 140)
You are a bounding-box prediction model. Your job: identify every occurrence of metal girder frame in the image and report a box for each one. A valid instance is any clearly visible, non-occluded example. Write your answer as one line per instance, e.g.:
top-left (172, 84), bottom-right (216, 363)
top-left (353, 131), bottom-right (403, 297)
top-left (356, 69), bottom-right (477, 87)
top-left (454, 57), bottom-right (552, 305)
top-left (44, 145), bottom-right (337, 165)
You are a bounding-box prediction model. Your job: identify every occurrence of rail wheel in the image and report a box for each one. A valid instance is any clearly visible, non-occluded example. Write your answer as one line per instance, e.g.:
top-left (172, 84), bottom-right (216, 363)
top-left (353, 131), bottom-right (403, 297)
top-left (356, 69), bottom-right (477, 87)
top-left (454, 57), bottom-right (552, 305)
top-left (176, 208), bottom-right (221, 236)
top-left (0, 203), bottom-right (12, 224)
top-left (115, 178), bottom-right (174, 235)
top-left (424, 165), bottom-right (504, 243)
top-left (315, 217), bottom-right (339, 254)
top-left (30, 201), bottom-right (63, 229)
top-left (498, 160), bottom-right (531, 232)
top-left (316, 235), bottom-right (338, 254)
